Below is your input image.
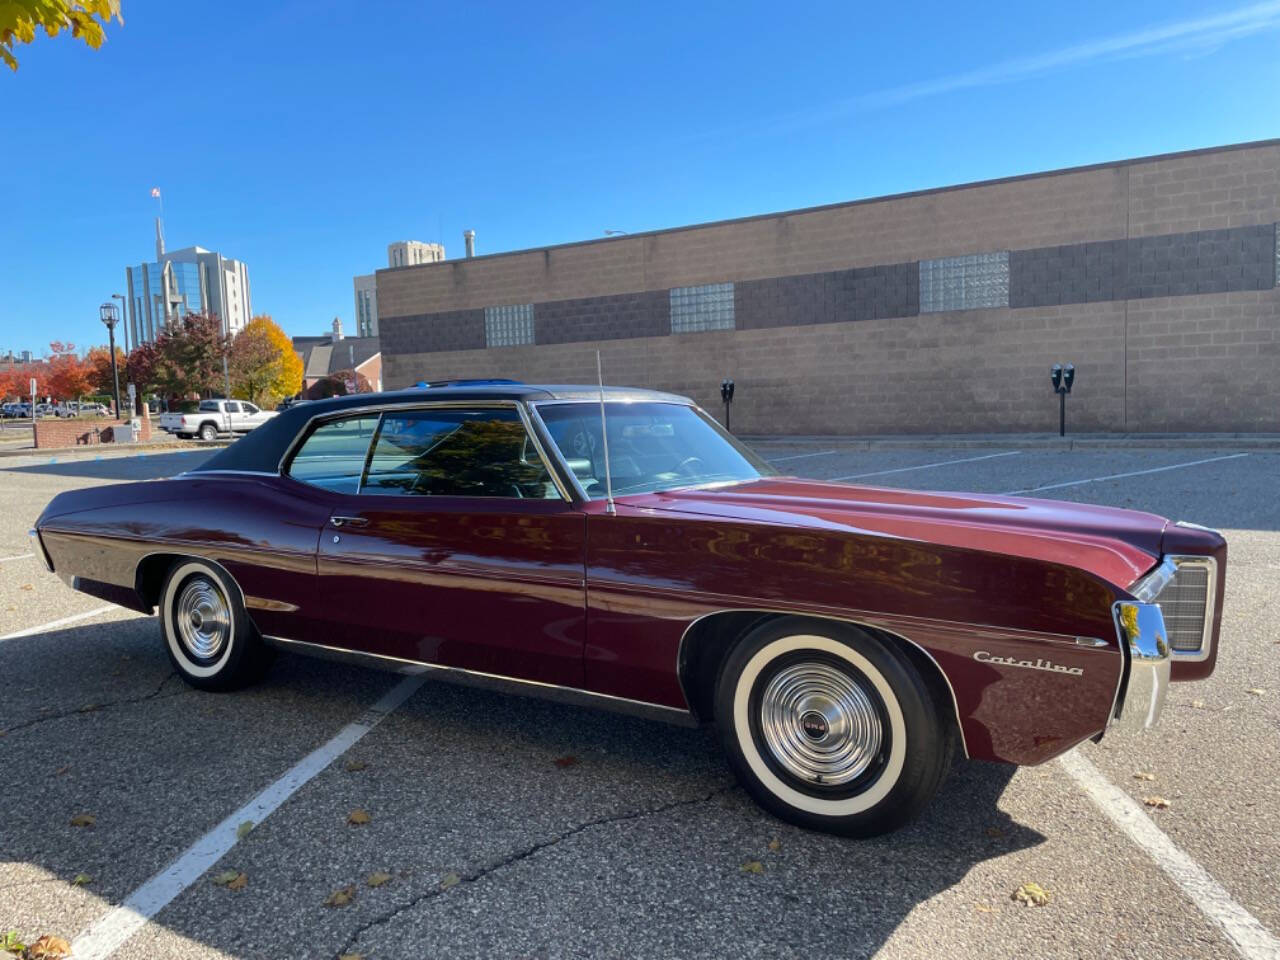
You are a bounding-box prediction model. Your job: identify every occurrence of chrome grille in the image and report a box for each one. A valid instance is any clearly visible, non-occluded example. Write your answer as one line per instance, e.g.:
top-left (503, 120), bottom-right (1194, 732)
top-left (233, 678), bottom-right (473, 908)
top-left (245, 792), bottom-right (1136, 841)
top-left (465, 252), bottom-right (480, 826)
top-left (1152, 557), bottom-right (1215, 656)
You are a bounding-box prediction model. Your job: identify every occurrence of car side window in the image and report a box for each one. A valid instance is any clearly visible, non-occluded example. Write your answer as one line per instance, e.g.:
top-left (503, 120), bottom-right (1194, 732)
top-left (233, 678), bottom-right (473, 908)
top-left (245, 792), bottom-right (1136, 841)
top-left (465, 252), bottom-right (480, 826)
top-left (286, 416), bottom-right (379, 493)
top-left (243, 403), bottom-right (259, 414)
top-left (224, 401), bottom-right (242, 413)
top-left (362, 408), bottom-right (557, 499)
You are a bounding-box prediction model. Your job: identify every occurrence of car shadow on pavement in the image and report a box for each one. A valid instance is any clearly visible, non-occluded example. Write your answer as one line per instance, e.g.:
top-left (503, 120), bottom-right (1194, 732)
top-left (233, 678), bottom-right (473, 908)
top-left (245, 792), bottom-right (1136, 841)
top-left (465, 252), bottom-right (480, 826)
top-left (1, 625), bottom-right (1039, 960)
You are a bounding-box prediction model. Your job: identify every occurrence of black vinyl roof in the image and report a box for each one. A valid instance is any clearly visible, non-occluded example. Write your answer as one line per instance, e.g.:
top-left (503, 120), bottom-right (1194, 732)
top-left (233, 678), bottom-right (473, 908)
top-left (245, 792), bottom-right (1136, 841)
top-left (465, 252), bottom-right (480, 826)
top-left (192, 384), bottom-right (691, 475)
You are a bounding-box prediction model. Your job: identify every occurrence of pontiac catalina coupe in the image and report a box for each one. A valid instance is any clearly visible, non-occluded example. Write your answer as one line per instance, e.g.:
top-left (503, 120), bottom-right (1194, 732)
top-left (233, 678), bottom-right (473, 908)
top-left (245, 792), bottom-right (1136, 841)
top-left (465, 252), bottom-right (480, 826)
top-left (32, 384), bottom-right (1226, 836)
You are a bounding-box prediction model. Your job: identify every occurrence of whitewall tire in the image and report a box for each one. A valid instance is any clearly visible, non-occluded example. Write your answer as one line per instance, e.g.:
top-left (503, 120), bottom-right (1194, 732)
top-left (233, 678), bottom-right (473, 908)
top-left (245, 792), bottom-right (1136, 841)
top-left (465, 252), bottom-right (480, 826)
top-left (715, 617), bottom-right (952, 837)
top-left (160, 559), bottom-right (271, 691)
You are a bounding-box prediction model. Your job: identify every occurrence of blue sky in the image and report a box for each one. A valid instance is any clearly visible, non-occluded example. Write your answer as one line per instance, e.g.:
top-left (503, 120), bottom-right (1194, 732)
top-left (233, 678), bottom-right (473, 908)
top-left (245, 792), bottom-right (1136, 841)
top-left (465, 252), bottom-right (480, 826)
top-left (2, 0), bottom-right (1277, 354)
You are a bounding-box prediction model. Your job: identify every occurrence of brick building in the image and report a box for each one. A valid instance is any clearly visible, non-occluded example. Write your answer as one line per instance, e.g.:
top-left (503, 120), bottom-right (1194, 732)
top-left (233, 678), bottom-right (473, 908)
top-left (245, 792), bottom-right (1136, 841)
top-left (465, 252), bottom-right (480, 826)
top-left (377, 140), bottom-right (1280, 435)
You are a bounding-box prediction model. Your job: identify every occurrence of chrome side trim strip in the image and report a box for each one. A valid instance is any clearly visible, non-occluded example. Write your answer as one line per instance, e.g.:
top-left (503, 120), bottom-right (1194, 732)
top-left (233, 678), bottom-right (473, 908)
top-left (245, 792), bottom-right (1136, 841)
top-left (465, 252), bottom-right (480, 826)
top-left (245, 596), bottom-right (300, 613)
top-left (675, 608), bottom-right (971, 759)
top-left (263, 636), bottom-right (698, 728)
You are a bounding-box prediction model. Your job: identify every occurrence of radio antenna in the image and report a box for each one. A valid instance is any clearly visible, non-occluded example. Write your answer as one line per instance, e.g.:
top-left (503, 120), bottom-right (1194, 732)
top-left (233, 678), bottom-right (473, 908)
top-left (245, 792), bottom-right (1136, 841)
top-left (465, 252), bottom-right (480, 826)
top-left (596, 350), bottom-right (616, 516)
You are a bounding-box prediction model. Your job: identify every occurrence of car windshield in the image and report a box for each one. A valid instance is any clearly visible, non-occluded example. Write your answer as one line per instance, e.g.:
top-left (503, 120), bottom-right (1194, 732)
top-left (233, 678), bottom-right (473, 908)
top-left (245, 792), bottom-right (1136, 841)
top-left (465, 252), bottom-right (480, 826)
top-left (536, 401), bottom-right (774, 499)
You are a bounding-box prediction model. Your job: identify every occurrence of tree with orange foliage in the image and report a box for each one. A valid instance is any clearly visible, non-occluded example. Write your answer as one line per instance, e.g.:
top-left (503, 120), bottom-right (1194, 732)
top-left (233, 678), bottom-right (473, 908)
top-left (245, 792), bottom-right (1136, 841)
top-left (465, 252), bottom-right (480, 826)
top-left (44, 342), bottom-right (93, 402)
top-left (86, 345), bottom-right (126, 398)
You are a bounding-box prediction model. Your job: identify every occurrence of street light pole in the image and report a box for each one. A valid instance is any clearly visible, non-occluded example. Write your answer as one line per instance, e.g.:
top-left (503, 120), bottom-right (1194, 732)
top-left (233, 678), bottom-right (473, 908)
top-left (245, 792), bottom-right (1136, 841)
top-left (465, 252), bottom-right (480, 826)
top-left (100, 303), bottom-right (122, 419)
top-left (111, 293), bottom-right (129, 355)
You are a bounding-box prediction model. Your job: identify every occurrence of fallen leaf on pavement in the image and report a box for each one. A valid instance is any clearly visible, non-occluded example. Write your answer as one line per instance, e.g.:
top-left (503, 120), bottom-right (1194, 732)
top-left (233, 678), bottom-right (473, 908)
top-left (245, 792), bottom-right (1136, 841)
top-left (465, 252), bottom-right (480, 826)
top-left (72, 874), bottom-right (92, 887)
top-left (226, 873), bottom-right (248, 892)
top-left (1246, 688), bottom-right (1265, 696)
top-left (77, 704), bottom-right (98, 714)
top-left (440, 872), bottom-right (461, 890)
top-left (767, 839), bottom-right (781, 852)
top-left (1191, 699), bottom-right (1206, 709)
top-left (338, 954), bottom-right (363, 960)
top-left (740, 860), bottom-right (765, 874)
top-left (69, 814), bottom-right (95, 828)
top-left (985, 826), bottom-right (1003, 838)
top-left (344, 759), bottom-right (367, 772)
top-left (975, 903), bottom-right (996, 913)
top-left (553, 755), bottom-right (578, 768)
top-left (1012, 882), bottom-right (1050, 906)
top-left (24, 935), bottom-right (71, 959)
top-left (366, 872), bottom-right (392, 888)
top-left (236, 820), bottom-right (254, 839)
top-left (53, 766), bottom-right (70, 777)
top-left (1143, 796), bottom-right (1171, 809)
top-left (325, 885), bottom-right (356, 907)
top-left (1, 930), bottom-right (24, 954)
top-left (19, 584), bottom-right (33, 591)
top-left (347, 809), bottom-right (371, 826)
top-left (1134, 771), bottom-right (1156, 781)
top-left (210, 870), bottom-right (242, 887)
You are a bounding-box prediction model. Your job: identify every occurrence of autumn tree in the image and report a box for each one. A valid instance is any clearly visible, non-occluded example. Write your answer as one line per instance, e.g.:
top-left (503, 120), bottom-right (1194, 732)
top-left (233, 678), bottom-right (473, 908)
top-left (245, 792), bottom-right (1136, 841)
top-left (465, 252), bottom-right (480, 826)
top-left (0, 366), bottom-right (28, 400)
top-left (228, 315), bottom-right (302, 408)
top-left (1, 0), bottom-right (122, 71)
top-left (44, 342), bottom-right (92, 401)
top-left (125, 340), bottom-right (159, 404)
top-left (306, 368), bottom-right (372, 400)
top-left (85, 344), bottom-right (125, 397)
top-left (150, 312), bottom-right (228, 399)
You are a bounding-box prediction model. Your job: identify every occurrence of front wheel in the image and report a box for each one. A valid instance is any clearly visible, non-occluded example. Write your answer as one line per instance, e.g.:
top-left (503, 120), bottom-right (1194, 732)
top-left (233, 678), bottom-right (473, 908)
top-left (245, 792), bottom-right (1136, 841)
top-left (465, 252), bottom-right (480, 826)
top-left (714, 617), bottom-right (952, 837)
top-left (160, 559), bottom-right (272, 691)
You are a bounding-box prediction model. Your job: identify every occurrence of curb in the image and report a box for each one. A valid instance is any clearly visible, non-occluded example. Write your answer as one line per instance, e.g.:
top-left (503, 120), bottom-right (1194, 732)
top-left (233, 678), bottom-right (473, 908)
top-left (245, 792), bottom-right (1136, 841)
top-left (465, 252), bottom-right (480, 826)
top-left (741, 434), bottom-right (1280, 452)
top-left (0, 439), bottom-right (231, 460)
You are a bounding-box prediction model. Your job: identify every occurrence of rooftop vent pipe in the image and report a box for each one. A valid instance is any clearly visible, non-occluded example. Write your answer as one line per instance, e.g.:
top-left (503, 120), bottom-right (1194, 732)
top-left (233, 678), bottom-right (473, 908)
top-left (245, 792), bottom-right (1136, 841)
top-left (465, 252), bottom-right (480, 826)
top-left (464, 230), bottom-right (476, 258)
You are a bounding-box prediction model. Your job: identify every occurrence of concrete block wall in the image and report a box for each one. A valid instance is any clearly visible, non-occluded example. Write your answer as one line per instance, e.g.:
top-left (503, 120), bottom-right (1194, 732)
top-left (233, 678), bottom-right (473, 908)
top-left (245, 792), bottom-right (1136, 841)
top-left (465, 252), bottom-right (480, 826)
top-left (380, 140), bottom-right (1280, 434)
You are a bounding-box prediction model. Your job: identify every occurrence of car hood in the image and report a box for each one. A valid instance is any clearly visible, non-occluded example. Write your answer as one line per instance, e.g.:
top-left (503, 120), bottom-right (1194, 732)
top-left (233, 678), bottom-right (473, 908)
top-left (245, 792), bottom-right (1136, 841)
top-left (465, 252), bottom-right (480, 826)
top-left (638, 477), bottom-right (1167, 589)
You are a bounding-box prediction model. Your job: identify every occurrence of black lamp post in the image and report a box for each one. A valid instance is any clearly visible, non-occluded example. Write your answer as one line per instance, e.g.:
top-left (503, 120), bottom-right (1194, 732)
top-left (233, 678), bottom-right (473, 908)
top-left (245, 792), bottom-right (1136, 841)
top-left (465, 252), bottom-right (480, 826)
top-left (100, 302), bottom-right (122, 419)
top-left (1050, 363), bottom-right (1076, 437)
top-left (720, 378), bottom-right (735, 432)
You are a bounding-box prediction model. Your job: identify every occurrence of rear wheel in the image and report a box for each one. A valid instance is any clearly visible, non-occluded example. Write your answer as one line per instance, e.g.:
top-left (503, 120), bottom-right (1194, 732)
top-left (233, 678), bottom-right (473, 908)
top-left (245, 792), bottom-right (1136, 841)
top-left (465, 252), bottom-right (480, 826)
top-left (160, 559), bottom-right (271, 691)
top-left (714, 616), bottom-right (951, 837)
top-left (198, 422), bottom-right (218, 441)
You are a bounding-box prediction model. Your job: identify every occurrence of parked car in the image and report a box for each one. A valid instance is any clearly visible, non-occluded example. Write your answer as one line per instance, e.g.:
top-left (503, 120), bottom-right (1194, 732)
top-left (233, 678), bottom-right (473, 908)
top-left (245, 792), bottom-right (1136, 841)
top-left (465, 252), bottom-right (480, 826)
top-left (159, 399), bottom-right (276, 440)
top-left (31, 384), bottom-right (1225, 836)
top-left (54, 401), bottom-right (111, 418)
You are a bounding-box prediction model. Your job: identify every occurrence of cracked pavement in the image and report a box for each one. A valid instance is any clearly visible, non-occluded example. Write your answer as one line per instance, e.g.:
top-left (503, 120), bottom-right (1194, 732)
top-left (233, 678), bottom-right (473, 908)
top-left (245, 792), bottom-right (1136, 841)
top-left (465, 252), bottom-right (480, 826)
top-left (1, 445), bottom-right (1277, 959)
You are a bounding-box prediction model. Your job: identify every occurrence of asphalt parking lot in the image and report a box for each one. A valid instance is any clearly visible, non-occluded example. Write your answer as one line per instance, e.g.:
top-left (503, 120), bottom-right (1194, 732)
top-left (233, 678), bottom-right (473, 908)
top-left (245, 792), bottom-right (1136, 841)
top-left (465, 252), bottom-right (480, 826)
top-left (2, 441), bottom-right (1277, 960)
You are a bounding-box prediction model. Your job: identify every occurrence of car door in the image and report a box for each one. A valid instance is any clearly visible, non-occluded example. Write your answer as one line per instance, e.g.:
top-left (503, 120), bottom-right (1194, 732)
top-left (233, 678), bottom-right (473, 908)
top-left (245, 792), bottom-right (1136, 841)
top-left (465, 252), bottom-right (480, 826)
top-left (302, 403), bottom-right (587, 687)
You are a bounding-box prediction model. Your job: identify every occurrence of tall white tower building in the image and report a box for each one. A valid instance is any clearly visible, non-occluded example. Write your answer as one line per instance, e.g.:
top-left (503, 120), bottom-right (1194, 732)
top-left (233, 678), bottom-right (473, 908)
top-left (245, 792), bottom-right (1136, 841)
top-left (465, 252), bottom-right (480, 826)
top-left (125, 245), bottom-right (252, 345)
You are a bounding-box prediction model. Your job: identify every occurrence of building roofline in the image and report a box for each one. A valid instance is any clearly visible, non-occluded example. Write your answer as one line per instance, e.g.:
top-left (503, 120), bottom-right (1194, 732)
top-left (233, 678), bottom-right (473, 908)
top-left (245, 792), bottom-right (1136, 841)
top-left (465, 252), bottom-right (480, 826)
top-left (376, 137), bottom-right (1280, 275)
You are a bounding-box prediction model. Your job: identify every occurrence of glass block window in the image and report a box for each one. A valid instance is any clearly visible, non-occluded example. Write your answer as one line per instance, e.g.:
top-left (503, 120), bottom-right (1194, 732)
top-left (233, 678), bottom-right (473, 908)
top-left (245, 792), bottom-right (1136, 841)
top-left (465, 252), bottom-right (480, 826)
top-left (670, 282), bottom-right (735, 333)
top-left (484, 303), bottom-right (534, 347)
top-left (919, 251), bottom-right (1009, 312)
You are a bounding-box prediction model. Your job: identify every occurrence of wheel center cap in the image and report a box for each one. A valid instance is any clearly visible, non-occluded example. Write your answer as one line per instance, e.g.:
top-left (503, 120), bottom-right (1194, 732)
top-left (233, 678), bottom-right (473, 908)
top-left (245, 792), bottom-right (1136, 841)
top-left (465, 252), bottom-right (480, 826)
top-left (800, 710), bottom-right (829, 741)
top-left (190, 611), bottom-right (204, 630)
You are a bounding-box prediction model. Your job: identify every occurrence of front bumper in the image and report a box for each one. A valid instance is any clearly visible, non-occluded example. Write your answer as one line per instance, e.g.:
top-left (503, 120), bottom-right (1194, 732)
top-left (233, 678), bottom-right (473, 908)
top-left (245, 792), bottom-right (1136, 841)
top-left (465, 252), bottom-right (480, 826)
top-left (28, 527), bottom-right (54, 572)
top-left (1111, 601), bottom-right (1171, 731)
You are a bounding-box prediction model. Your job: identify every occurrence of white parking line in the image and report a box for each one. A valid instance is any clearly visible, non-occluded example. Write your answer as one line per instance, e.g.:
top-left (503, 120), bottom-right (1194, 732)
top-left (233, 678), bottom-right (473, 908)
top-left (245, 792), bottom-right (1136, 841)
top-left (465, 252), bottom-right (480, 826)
top-left (0, 605), bottom-right (117, 643)
top-left (829, 450), bottom-right (1021, 481)
top-left (1001, 453), bottom-right (1249, 495)
top-left (1060, 751), bottom-right (1280, 960)
top-left (766, 449), bottom-right (839, 463)
top-left (0, 552), bottom-right (34, 563)
top-left (72, 671), bottom-right (428, 960)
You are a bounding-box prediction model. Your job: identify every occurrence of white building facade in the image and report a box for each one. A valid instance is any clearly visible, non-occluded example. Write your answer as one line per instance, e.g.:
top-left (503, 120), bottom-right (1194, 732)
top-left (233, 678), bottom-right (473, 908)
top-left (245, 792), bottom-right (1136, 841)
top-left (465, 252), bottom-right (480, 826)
top-left (126, 245), bottom-right (252, 345)
top-left (387, 240), bottom-right (445, 268)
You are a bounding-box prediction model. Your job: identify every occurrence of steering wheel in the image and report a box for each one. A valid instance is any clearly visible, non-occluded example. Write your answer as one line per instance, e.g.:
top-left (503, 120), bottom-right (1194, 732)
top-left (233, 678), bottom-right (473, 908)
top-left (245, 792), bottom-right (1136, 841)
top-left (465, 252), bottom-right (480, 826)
top-left (674, 456), bottom-right (705, 476)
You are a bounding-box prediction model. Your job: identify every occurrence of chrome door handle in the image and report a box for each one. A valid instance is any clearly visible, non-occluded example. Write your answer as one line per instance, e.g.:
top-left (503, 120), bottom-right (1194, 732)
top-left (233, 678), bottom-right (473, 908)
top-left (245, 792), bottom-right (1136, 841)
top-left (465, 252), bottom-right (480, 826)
top-left (330, 516), bottom-right (369, 528)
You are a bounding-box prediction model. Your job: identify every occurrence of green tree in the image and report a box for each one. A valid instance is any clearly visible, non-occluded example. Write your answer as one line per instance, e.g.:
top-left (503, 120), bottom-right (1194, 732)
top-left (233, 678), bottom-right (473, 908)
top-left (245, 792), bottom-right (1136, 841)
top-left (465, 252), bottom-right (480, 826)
top-left (148, 312), bottom-right (227, 400)
top-left (1, 0), bottom-right (122, 71)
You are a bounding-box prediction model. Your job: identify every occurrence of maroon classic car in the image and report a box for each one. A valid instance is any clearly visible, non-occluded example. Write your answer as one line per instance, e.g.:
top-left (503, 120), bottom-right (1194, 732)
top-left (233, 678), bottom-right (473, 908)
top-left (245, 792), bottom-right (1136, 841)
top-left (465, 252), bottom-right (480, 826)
top-left (32, 384), bottom-right (1225, 836)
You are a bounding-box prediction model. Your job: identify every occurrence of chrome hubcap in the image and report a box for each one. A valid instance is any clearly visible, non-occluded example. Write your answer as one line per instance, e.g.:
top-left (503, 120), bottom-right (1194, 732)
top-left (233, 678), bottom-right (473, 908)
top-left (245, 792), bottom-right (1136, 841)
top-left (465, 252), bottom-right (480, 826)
top-left (175, 577), bottom-right (230, 661)
top-left (759, 661), bottom-right (883, 786)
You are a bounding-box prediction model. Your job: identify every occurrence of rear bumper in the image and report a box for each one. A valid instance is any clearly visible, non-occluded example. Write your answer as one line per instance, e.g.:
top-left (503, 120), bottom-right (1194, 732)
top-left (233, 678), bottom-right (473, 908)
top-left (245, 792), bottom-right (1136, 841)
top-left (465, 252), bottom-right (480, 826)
top-left (1111, 601), bottom-right (1171, 731)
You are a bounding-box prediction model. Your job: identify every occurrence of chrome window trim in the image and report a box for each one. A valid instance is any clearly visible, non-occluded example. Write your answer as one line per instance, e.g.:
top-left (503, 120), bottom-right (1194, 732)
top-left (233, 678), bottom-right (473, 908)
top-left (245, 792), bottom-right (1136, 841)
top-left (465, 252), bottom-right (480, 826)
top-left (262, 635), bottom-right (697, 727)
top-left (278, 400), bottom-right (571, 504)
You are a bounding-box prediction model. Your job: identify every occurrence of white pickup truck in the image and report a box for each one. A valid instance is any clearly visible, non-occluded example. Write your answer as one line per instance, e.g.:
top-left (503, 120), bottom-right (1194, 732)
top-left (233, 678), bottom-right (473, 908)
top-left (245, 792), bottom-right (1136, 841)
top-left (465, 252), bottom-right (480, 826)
top-left (159, 399), bottom-right (276, 441)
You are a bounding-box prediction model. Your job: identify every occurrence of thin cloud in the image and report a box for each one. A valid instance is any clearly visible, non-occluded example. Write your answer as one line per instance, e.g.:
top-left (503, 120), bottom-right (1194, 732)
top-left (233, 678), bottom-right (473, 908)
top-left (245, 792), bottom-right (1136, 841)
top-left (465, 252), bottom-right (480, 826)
top-left (858, 1), bottom-right (1280, 109)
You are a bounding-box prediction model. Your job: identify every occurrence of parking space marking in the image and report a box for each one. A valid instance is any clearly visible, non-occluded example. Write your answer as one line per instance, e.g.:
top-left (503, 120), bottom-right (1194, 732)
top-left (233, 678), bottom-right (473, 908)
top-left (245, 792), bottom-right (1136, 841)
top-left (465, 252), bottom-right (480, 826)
top-left (765, 449), bottom-right (839, 463)
top-left (0, 552), bottom-right (34, 563)
top-left (0, 605), bottom-right (117, 643)
top-left (71, 671), bottom-right (429, 960)
top-left (829, 450), bottom-right (1021, 481)
top-left (1060, 751), bottom-right (1280, 960)
top-left (1001, 453), bottom-right (1249, 495)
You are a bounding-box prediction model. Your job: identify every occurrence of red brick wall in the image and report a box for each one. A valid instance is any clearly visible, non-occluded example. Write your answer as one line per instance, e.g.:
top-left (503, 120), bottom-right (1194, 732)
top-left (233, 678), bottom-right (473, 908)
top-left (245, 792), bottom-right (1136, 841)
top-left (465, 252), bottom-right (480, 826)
top-left (33, 412), bottom-right (154, 449)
